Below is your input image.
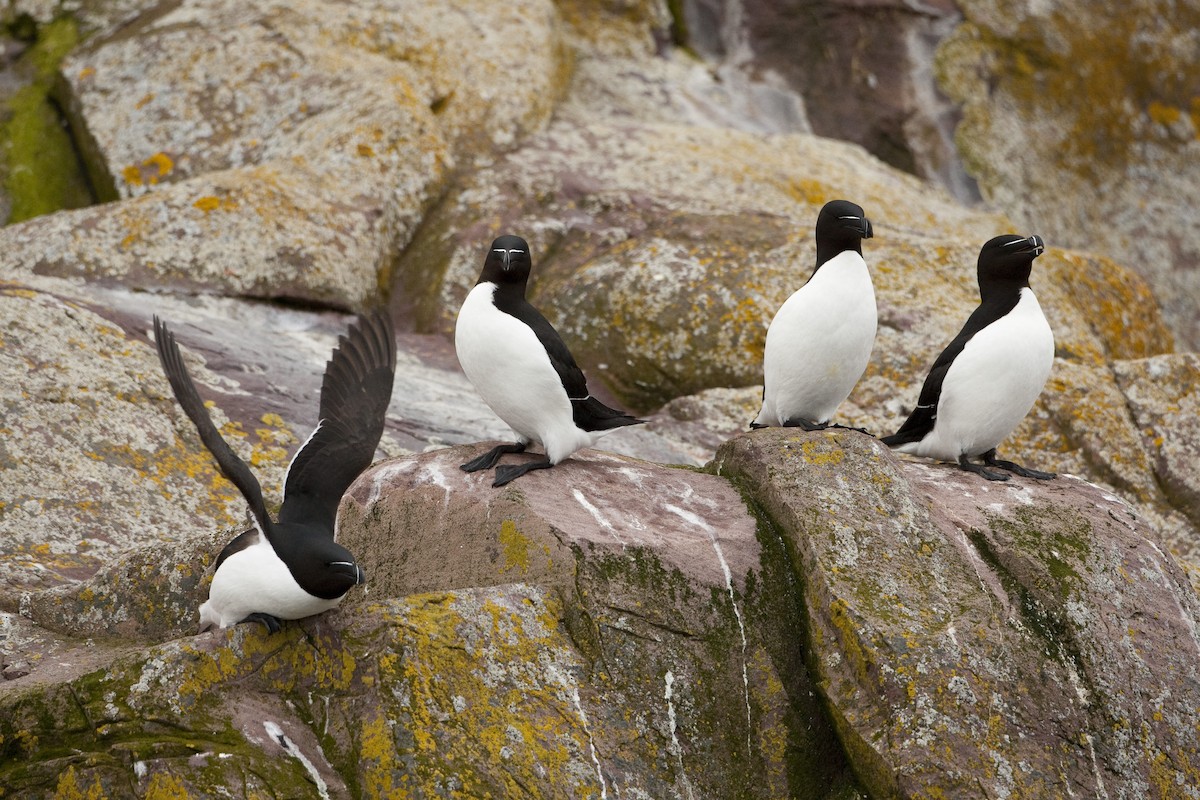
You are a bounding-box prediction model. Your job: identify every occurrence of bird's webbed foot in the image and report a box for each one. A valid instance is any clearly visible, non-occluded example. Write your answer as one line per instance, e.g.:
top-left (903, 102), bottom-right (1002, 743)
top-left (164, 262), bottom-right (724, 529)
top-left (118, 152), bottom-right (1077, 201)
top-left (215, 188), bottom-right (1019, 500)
top-left (782, 416), bottom-right (828, 432)
top-left (983, 450), bottom-right (1056, 480)
top-left (493, 457), bottom-right (553, 487)
top-left (243, 612), bottom-right (284, 633)
top-left (957, 454), bottom-right (1009, 482)
top-left (828, 422), bottom-right (874, 436)
top-left (461, 442), bottom-right (527, 472)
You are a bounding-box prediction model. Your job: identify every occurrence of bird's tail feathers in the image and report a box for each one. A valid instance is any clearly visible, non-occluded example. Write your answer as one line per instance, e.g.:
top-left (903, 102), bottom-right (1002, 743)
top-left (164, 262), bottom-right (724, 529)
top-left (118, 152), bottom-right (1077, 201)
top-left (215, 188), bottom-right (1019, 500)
top-left (571, 395), bottom-right (645, 432)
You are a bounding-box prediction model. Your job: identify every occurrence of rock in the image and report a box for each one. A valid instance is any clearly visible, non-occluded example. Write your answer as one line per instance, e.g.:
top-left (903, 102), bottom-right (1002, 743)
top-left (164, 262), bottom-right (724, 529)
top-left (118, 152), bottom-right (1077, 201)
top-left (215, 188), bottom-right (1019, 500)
top-left (0, 0), bottom-right (567, 309)
top-left (7, 424), bottom-right (1199, 798)
top-left (391, 116), bottom-right (1010, 408)
top-left (678, 0), bottom-right (976, 199)
top-left (2, 435), bottom-right (863, 797)
top-left (0, 280), bottom-right (257, 604)
top-left (936, 0), bottom-right (1200, 350)
top-left (713, 428), bottom-right (1200, 798)
top-left (1112, 354), bottom-right (1200, 563)
top-left (336, 444), bottom-right (853, 797)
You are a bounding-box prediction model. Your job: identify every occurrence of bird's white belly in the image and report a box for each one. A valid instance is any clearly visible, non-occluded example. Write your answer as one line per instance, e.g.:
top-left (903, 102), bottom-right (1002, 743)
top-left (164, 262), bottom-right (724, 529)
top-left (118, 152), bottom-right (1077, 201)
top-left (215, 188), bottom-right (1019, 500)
top-left (455, 285), bottom-right (589, 463)
top-left (756, 252), bottom-right (877, 425)
top-left (199, 534), bottom-right (339, 630)
top-left (916, 290), bottom-right (1053, 460)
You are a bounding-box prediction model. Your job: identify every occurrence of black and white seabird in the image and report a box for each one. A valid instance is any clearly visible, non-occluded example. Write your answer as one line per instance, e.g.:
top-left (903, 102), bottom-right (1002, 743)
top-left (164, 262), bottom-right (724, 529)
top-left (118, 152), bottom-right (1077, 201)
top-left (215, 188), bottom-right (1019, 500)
top-left (153, 312), bottom-right (396, 632)
top-left (455, 234), bottom-right (644, 487)
top-left (881, 234), bottom-right (1055, 481)
top-left (752, 199), bottom-right (876, 430)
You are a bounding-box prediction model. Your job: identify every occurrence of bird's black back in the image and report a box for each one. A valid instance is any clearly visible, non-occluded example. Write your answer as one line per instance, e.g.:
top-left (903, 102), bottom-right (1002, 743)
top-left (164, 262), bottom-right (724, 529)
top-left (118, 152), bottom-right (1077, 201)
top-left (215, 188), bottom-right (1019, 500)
top-left (883, 234), bottom-right (1039, 445)
top-left (881, 294), bottom-right (1020, 445)
top-left (491, 282), bottom-right (643, 433)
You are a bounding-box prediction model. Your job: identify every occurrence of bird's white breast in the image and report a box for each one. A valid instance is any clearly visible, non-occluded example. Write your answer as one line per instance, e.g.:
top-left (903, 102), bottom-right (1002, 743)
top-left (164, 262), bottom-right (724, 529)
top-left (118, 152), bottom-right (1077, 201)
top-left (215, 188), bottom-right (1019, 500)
top-left (756, 251), bottom-right (877, 425)
top-left (199, 532), bottom-right (341, 630)
top-left (915, 288), bottom-right (1053, 460)
top-left (455, 284), bottom-right (589, 462)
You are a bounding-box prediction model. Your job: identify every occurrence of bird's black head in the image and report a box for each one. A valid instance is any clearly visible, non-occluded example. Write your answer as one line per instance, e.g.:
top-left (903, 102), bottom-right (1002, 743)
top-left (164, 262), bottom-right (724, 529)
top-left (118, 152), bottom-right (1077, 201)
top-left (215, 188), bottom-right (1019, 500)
top-left (814, 200), bottom-right (873, 268)
top-left (478, 235), bottom-right (533, 288)
top-left (289, 537), bottom-right (365, 600)
top-left (977, 234), bottom-right (1044, 298)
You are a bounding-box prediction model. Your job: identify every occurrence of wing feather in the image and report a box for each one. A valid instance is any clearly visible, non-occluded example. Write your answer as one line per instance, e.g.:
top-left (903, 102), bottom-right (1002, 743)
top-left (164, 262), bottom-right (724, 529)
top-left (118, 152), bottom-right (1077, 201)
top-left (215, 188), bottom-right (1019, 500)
top-left (280, 311), bottom-right (396, 531)
top-left (152, 316), bottom-right (273, 533)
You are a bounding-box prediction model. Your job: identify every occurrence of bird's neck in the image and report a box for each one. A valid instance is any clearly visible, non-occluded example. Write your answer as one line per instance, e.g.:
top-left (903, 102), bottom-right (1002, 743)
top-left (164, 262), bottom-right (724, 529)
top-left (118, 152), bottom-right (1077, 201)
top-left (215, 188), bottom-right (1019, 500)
top-left (814, 243), bottom-right (861, 276)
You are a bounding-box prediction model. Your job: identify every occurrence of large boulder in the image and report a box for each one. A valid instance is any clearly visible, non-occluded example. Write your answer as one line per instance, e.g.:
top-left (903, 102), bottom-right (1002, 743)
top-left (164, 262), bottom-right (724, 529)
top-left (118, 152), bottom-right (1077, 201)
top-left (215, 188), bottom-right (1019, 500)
top-left (3, 447), bottom-right (859, 799)
top-left (0, 0), bottom-right (568, 309)
top-left (935, 0), bottom-right (1200, 350)
top-left (714, 428), bottom-right (1200, 798)
top-left (6, 430), bottom-right (1199, 798)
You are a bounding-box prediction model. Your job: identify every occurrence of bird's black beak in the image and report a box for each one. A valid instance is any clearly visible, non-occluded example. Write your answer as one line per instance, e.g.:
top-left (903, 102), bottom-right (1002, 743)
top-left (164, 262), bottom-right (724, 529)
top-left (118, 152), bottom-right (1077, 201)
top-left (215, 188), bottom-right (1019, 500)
top-left (500, 250), bottom-right (512, 272)
top-left (1027, 234), bottom-right (1044, 257)
top-left (842, 215), bottom-right (873, 239)
top-left (330, 561), bottom-right (365, 585)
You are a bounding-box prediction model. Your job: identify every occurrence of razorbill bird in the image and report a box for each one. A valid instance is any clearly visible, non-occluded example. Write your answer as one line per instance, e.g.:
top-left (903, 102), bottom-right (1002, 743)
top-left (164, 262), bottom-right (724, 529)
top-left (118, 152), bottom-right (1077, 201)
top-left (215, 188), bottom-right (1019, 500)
top-left (881, 235), bottom-right (1055, 481)
top-left (751, 199), bottom-right (876, 430)
top-left (455, 234), bottom-right (644, 487)
top-left (153, 312), bottom-right (395, 632)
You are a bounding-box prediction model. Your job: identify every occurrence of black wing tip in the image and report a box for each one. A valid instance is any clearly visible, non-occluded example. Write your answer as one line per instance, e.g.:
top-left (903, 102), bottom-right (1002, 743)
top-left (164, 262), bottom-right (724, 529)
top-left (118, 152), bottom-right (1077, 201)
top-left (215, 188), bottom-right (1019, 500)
top-left (880, 429), bottom-right (924, 447)
top-left (572, 396), bottom-right (646, 432)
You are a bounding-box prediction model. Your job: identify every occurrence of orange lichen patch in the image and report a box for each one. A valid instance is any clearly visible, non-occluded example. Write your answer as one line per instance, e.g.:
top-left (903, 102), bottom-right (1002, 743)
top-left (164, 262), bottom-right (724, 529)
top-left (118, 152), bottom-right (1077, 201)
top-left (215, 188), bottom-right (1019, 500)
top-left (52, 766), bottom-right (104, 800)
top-left (135, 93), bottom-right (155, 110)
top-left (356, 143), bottom-right (375, 157)
top-left (191, 195), bottom-right (238, 213)
top-left (76, 66), bottom-right (95, 81)
top-left (1147, 101), bottom-right (1182, 127)
top-left (122, 152), bottom-right (176, 187)
top-left (1041, 250), bottom-right (1173, 360)
top-left (786, 177), bottom-right (830, 206)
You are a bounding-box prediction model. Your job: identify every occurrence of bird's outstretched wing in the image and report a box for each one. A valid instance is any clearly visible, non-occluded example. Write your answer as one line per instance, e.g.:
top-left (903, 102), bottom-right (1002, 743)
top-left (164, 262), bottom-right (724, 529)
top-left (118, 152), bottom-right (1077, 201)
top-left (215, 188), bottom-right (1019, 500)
top-left (280, 311), bottom-right (396, 531)
top-left (153, 316), bottom-right (272, 533)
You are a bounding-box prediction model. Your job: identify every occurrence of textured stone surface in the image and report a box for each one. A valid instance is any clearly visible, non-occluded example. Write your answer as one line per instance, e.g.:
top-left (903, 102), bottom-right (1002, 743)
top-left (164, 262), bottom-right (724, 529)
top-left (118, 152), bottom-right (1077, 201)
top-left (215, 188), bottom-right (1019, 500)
top-left (1, 1), bottom-right (1199, 796)
top-left (0, 273), bottom-right (746, 608)
top-left (714, 428), bottom-right (1200, 798)
top-left (0, 281), bottom-right (255, 603)
top-left (0, 0), bottom-right (567, 309)
top-left (679, 0), bottom-right (975, 199)
top-left (3, 447), bottom-right (860, 798)
top-left (936, 0), bottom-right (1200, 350)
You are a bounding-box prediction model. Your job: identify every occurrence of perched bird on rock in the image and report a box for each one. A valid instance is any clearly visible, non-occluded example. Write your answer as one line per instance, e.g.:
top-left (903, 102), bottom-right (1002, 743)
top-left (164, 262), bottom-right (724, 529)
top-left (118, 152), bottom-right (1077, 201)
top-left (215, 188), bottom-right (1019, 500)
top-left (752, 199), bottom-right (877, 431)
top-left (882, 235), bottom-right (1055, 481)
top-left (153, 311), bottom-right (395, 632)
top-left (455, 234), bottom-right (644, 487)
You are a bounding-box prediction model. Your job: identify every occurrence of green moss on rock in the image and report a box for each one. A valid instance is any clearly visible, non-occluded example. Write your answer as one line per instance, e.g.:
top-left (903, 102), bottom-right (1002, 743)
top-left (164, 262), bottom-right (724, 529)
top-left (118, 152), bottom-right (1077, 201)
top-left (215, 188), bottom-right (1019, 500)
top-left (1, 16), bottom-right (94, 224)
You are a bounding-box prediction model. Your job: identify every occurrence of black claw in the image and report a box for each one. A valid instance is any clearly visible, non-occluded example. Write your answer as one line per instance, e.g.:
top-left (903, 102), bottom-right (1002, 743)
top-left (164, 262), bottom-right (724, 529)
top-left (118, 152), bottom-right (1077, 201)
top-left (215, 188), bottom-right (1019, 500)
top-left (957, 454), bottom-right (1010, 482)
top-left (243, 612), bottom-right (284, 633)
top-left (749, 421), bottom-right (767, 430)
top-left (493, 458), bottom-right (553, 487)
top-left (829, 423), bottom-right (874, 436)
top-left (461, 442), bottom-right (527, 473)
top-left (983, 450), bottom-right (1056, 480)
top-left (782, 417), bottom-right (828, 432)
